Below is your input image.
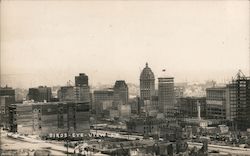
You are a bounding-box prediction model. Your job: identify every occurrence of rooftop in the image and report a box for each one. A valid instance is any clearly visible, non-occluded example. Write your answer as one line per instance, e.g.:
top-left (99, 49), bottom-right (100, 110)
top-left (140, 63), bottom-right (155, 80)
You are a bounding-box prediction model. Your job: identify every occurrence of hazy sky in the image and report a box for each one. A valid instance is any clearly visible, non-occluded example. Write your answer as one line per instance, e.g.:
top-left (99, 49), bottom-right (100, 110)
top-left (1, 1), bottom-right (249, 88)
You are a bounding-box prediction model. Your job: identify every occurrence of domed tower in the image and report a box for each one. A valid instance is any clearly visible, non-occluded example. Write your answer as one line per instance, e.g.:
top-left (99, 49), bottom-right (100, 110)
top-left (140, 63), bottom-right (155, 100)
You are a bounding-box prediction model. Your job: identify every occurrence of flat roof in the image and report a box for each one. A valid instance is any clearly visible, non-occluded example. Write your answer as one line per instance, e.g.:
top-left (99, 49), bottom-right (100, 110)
top-left (12, 101), bottom-right (90, 106)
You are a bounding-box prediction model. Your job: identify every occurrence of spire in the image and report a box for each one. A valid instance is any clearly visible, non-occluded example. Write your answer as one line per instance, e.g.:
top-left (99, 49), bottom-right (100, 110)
top-left (146, 62), bottom-right (148, 67)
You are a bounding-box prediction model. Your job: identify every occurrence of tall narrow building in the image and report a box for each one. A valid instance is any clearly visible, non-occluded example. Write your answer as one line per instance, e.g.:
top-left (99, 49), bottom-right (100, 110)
top-left (158, 76), bottom-right (175, 116)
top-left (229, 70), bottom-right (250, 131)
top-left (75, 73), bottom-right (90, 102)
top-left (113, 80), bottom-right (129, 108)
top-left (140, 63), bottom-right (155, 100)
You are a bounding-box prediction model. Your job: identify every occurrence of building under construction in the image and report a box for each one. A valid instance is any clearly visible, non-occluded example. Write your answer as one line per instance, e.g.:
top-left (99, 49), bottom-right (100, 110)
top-left (229, 70), bottom-right (250, 131)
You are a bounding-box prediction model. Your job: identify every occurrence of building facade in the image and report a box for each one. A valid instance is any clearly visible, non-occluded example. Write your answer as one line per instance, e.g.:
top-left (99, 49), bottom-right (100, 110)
top-left (58, 86), bottom-right (75, 101)
top-left (113, 80), bottom-right (129, 108)
top-left (129, 97), bottom-right (140, 115)
top-left (75, 73), bottom-right (88, 86)
top-left (140, 63), bottom-right (155, 101)
top-left (9, 105), bottom-right (17, 132)
top-left (0, 86), bottom-right (15, 129)
top-left (74, 86), bottom-right (90, 102)
top-left (0, 86), bottom-right (15, 97)
top-left (58, 86), bottom-right (90, 102)
top-left (174, 86), bottom-right (184, 98)
top-left (28, 86), bottom-right (52, 102)
top-left (13, 101), bottom-right (90, 138)
top-left (229, 71), bottom-right (250, 131)
top-left (118, 104), bottom-right (131, 119)
top-left (93, 89), bottom-right (114, 114)
top-left (177, 97), bottom-right (206, 119)
top-left (126, 117), bottom-right (168, 136)
top-left (206, 87), bottom-right (230, 120)
top-left (158, 77), bottom-right (175, 116)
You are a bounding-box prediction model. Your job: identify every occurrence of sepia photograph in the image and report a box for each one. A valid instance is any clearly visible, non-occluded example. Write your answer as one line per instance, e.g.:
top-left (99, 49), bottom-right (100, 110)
top-left (0, 0), bottom-right (250, 155)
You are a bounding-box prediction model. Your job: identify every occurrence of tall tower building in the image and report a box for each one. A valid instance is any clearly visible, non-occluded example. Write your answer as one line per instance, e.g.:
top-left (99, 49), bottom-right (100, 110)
top-left (140, 63), bottom-right (155, 100)
top-left (158, 77), bottom-right (175, 115)
top-left (75, 73), bottom-right (90, 102)
top-left (75, 73), bottom-right (88, 87)
top-left (229, 70), bottom-right (250, 131)
top-left (113, 80), bottom-right (129, 108)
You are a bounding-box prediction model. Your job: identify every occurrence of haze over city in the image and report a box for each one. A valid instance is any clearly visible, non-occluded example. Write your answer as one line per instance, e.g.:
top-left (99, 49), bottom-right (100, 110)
top-left (1, 1), bottom-right (249, 88)
top-left (2, 1), bottom-right (250, 156)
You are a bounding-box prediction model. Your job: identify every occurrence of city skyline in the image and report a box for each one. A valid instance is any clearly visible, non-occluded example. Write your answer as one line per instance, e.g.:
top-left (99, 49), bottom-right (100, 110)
top-left (1, 1), bottom-right (249, 88)
top-left (1, 1), bottom-right (250, 155)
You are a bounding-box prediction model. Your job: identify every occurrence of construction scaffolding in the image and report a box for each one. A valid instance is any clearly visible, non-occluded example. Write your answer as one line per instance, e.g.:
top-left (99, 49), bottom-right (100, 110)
top-left (229, 70), bottom-right (250, 131)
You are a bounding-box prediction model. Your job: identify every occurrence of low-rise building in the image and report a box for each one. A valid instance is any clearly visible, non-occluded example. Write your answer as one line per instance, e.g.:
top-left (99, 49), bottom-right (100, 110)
top-left (0, 86), bottom-right (15, 129)
top-left (177, 97), bottom-right (206, 119)
top-left (126, 117), bottom-right (168, 136)
top-left (12, 101), bottom-right (90, 139)
top-left (93, 89), bottom-right (114, 114)
top-left (129, 97), bottom-right (140, 115)
top-left (118, 104), bottom-right (131, 119)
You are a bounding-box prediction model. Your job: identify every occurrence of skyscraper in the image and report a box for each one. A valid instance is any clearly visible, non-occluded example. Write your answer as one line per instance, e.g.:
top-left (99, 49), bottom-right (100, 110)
top-left (206, 86), bottom-right (230, 120)
top-left (113, 80), bottom-right (129, 107)
top-left (158, 77), bottom-right (175, 115)
top-left (229, 70), bottom-right (250, 131)
top-left (140, 63), bottom-right (155, 100)
top-left (75, 73), bottom-right (88, 86)
top-left (75, 73), bottom-right (90, 103)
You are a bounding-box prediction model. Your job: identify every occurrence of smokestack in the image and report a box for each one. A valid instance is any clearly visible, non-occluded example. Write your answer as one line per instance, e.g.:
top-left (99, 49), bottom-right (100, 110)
top-left (197, 100), bottom-right (201, 120)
